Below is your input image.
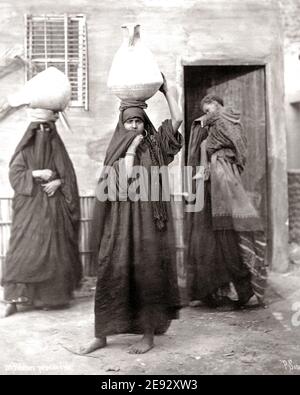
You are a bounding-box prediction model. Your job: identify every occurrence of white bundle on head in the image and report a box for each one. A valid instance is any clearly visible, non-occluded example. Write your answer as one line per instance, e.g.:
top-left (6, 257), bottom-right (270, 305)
top-left (4, 67), bottom-right (74, 133)
top-left (8, 67), bottom-right (71, 111)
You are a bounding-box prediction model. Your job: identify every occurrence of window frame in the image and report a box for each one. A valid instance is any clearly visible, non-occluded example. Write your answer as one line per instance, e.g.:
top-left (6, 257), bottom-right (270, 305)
top-left (24, 13), bottom-right (89, 110)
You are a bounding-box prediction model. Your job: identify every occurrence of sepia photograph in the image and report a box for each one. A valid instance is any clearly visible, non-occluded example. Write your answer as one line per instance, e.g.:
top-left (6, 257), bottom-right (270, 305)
top-left (0, 0), bottom-right (299, 378)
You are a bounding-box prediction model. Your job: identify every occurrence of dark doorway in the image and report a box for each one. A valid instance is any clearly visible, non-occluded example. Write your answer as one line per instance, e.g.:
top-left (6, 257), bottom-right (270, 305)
top-left (184, 65), bottom-right (268, 230)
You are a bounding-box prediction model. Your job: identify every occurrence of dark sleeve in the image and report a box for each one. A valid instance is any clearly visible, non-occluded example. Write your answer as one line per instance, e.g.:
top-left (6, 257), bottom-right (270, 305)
top-left (9, 151), bottom-right (34, 196)
top-left (156, 119), bottom-right (183, 165)
top-left (187, 120), bottom-right (208, 167)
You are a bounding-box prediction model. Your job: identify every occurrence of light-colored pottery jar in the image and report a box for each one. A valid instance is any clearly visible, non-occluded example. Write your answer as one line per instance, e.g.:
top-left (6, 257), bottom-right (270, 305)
top-left (107, 24), bottom-right (163, 101)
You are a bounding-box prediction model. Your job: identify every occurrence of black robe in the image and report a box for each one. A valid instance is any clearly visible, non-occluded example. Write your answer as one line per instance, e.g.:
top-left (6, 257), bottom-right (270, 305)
top-left (92, 114), bottom-right (183, 337)
top-left (2, 121), bottom-right (82, 307)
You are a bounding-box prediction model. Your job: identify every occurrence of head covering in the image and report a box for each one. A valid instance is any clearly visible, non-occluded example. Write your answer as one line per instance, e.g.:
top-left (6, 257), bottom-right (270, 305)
top-left (200, 94), bottom-right (224, 110)
top-left (96, 100), bottom-right (168, 231)
top-left (103, 101), bottom-right (154, 166)
top-left (122, 107), bottom-right (146, 124)
top-left (10, 108), bottom-right (58, 166)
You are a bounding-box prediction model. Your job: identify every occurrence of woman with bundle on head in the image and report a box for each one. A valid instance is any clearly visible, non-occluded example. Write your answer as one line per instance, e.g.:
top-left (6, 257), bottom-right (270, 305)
top-left (186, 94), bottom-right (267, 310)
top-left (2, 108), bottom-right (82, 317)
top-left (81, 75), bottom-right (183, 355)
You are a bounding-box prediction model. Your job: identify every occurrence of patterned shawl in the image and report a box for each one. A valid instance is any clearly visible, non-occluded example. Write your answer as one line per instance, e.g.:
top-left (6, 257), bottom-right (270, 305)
top-left (190, 107), bottom-right (262, 231)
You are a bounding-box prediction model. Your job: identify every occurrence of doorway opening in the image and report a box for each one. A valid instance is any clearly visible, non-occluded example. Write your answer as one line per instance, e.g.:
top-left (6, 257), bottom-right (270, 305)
top-left (183, 65), bottom-right (268, 231)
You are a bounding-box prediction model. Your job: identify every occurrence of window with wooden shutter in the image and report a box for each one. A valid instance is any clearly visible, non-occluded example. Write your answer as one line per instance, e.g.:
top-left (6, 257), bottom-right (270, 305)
top-left (25, 14), bottom-right (88, 110)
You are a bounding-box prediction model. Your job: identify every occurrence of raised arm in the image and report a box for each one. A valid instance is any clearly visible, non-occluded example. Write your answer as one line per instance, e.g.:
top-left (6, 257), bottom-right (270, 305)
top-left (159, 74), bottom-right (183, 132)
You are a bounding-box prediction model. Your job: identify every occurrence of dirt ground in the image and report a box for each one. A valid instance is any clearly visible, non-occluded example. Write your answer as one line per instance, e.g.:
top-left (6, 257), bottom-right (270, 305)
top-left (1, 268), bottom-right (300, 376)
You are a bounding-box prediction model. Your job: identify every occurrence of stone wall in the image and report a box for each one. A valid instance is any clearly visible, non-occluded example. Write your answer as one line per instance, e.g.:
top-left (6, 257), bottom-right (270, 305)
top-left (0, 0), bottom-right (289, 271)
top-left (0, 0), bottom-right (283, 196)
top-left (280, 0), bottom-right (300, 46)
top-left (280, 0), bottom-right (300, 169)
top-left (280, 0), bottom-right (300, 245)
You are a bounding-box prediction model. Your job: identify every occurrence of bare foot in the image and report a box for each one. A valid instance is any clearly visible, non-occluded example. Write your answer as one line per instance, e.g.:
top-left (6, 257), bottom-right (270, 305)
top-left (79, 338), bottom-right (107, 355)
top-left (128, 335), bottom-right (154, 354)
top-left (3, 303), bottom-right (17, 318)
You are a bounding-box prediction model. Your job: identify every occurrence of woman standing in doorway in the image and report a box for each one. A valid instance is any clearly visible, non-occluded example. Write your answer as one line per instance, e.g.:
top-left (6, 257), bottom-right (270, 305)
top-left (186, 94), bottom-right (267, 309)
